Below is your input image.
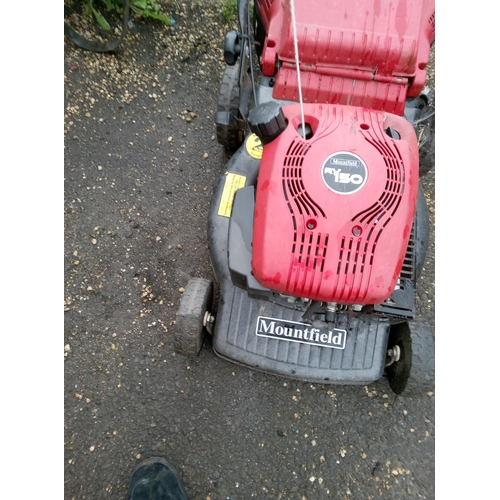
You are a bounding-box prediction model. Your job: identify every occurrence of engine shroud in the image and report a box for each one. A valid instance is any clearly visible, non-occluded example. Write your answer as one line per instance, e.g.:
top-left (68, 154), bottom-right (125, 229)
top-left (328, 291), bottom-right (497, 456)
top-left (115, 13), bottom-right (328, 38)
top-left (251, 103), bottom-right (419, 305)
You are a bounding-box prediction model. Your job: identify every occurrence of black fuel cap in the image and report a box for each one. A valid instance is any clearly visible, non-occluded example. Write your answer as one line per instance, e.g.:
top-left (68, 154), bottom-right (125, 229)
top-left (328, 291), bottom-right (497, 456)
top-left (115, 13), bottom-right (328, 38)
top-left (248, 101), bottom-right (287, 145)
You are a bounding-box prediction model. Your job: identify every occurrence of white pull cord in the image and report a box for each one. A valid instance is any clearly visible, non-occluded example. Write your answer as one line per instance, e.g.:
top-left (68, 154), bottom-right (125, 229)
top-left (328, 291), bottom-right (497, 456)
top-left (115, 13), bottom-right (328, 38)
top-left (289, 0), bottom-right (306, 138)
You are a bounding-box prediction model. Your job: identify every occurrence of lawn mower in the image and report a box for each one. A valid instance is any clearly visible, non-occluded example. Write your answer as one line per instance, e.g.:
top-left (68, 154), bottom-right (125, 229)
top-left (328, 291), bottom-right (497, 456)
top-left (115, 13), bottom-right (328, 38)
top-left (175, 0), bottom-right (435, 396)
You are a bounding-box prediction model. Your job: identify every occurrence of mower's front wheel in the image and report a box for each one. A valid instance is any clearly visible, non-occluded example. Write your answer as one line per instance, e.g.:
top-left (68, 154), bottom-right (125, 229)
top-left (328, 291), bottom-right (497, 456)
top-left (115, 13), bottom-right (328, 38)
top-left (174, 278), bottom-right (213, 357)
top-left (385, 319), bottom-right (435, 397)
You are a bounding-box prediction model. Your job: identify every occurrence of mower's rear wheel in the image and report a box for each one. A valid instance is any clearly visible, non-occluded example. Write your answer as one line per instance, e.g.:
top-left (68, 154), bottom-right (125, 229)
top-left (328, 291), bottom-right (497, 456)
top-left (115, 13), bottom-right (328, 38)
top-left (174, 278), bottom-right (213, 357)
top-left (385, 319), bottom-right (435, 397)
top-left (414, 89), bottom-right (435, 178)
top-left (415, 113), bottom-right (435, 177)
top-left (216, 63), bottom-right (244, 149)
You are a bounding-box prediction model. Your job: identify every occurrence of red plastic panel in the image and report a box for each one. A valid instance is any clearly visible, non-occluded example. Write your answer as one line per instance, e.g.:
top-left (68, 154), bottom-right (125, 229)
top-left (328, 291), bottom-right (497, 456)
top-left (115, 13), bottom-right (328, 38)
top-left (252, 103), bottom-right (419, 304)
top-left (273, 68), bottom-right (408, 115)
top-left (254, 0), bottom-right (277, 29)
top-left (408, 0), bottom-right (435, 96)
top-left (257, 0), bottom-right (434, 107)
top-left (278, 1), bottom-right (424, 75)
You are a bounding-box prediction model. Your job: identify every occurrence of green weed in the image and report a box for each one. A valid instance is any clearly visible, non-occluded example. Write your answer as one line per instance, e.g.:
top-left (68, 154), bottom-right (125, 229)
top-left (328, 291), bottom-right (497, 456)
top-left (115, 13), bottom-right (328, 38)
top-left (84, 0), bottom-right (172, 30)
top-left (222, 0), bottom-right (238, 22)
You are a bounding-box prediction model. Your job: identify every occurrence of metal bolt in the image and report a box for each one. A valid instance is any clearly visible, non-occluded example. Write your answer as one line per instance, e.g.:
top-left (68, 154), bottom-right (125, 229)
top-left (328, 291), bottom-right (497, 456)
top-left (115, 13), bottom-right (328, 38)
top-left (385, 345), bottom-right (401, 367)
top-left (203, 312), bottom-right (214, 326)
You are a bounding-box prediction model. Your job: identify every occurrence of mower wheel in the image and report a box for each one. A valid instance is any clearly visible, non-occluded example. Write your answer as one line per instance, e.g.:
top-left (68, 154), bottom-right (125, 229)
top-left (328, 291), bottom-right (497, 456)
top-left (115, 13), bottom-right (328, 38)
top-left (385, 318), bottom-right (435, 397)
top-left (174, 278), bottom-right (213, 357)
top-left (415, 113), bottom-right (435, 177)
top-left (216, 63), bottom-right (244, 149)
top-left (414, 90), bottom-right (435, 178)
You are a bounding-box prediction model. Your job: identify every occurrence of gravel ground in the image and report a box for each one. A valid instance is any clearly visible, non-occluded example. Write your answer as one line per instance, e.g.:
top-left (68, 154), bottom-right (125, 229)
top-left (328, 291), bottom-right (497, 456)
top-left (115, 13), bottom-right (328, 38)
top-left (63, 2), bottom-right (438, 498)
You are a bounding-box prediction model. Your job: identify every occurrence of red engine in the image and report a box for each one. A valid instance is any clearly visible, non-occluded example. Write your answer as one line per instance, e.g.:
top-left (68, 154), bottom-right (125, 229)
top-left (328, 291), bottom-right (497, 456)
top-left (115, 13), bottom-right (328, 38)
top-left (251, 103), bottom-right (419, 305)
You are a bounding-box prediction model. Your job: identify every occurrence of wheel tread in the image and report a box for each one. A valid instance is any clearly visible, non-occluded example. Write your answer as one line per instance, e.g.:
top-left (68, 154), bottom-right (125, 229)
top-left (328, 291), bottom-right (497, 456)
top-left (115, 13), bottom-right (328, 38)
top-left (216, 64), bottom-right (244, 149)
top-left (386, 319), bottom-right (435, 397)
top-left (174, 278), bottom-right (213, 357)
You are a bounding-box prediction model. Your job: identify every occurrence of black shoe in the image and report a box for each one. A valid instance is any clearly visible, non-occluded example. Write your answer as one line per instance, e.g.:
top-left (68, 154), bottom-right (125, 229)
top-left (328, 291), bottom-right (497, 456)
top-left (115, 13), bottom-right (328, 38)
top-left (128, 457), bottom-right (189, 500)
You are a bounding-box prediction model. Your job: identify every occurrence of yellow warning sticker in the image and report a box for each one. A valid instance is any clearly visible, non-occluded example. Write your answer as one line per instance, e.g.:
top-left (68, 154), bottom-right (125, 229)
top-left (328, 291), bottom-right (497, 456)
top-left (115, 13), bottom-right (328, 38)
top-left (217, 172), bottom-right (247, 217)
top-left (245, 133), bottom-right (263, 159)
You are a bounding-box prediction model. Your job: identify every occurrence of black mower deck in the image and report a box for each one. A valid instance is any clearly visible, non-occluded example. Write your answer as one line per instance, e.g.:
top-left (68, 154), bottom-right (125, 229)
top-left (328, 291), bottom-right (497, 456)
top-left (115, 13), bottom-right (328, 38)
top-left (212, 283), bottom-right (390, 384)
top-left (206, 140), bottom-right (391, 384)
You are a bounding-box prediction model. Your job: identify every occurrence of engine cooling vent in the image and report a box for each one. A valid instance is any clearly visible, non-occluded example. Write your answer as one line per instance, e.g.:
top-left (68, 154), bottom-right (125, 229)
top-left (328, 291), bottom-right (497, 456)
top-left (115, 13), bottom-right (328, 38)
top-left (282, 139), bottom-right (324, 217)
top-left (374, 221), bottom-right (416, 319)
top-left (291, 232), bottom-right (329, 273)
top-left (332, 130), bottom-right (405, 277)
top-left (282, 139), bottom-right (329, 293)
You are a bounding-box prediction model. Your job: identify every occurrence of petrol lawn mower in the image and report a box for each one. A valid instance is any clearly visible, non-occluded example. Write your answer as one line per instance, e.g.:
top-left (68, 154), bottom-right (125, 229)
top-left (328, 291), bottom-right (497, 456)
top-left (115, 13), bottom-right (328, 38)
top-left (175, 0), bottom-right (435, 396)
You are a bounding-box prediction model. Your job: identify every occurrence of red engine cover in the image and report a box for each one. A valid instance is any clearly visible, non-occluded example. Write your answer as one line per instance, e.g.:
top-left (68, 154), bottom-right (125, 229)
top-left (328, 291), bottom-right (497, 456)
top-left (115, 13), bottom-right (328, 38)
top-left (252, 103), bottom-right (419, 304)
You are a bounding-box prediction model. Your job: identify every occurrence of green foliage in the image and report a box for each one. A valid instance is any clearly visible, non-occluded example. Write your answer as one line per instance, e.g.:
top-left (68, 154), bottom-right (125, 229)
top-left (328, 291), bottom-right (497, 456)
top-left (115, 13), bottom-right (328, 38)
top-left (222, 0), bottom-right (237, 22)
top-left (221, 1), bottom-right (255, 24)
top-left (91, 5), bottom-right (112, 30)
top-left (84, 0), bottom-right (172, 30)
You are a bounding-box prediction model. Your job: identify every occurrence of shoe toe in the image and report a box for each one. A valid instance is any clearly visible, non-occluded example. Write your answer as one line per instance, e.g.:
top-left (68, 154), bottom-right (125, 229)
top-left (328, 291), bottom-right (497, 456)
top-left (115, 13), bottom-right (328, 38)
top-left (128, 458), bottom-right (188, 500)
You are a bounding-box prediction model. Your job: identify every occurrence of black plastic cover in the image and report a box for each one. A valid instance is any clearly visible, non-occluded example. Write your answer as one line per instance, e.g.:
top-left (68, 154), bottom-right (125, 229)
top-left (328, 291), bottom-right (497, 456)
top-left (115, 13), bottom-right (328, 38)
top-left (228, 186), bottom-right (271, 299)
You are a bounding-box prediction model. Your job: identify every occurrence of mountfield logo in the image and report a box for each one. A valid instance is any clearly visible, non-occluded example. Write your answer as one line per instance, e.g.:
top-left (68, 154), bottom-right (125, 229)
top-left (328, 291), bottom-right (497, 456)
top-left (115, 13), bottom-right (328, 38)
top-left (255, 316), bottom-right (347, 350)
top-left (329, 158), bottom-right (360, 167)
top-left (322, 152), bottom-right (367, 195)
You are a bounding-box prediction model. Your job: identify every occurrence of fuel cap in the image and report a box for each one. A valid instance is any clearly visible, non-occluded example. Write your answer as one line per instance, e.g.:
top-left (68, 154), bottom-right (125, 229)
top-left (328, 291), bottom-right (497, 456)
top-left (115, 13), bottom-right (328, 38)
top-left (247, 101), bottom-right (287, 145)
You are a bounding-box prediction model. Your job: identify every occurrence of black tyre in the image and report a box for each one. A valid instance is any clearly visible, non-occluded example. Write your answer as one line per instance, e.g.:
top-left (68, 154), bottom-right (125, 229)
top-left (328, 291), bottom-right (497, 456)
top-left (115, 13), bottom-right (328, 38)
top-left (174, 278), bottom-right (213, 357)
top-left (414, 183), bottom-right (429, 280)
top-left (216, 63), bottom-right (244, 149)
top-left (253, 5), bottom-right (266, 60)
top-left (406, 89), bottom-right (435, 178)
top-left (415, 112), bottom-right (435, 177)
top-left (385, 318), bottom-right (435, 397)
